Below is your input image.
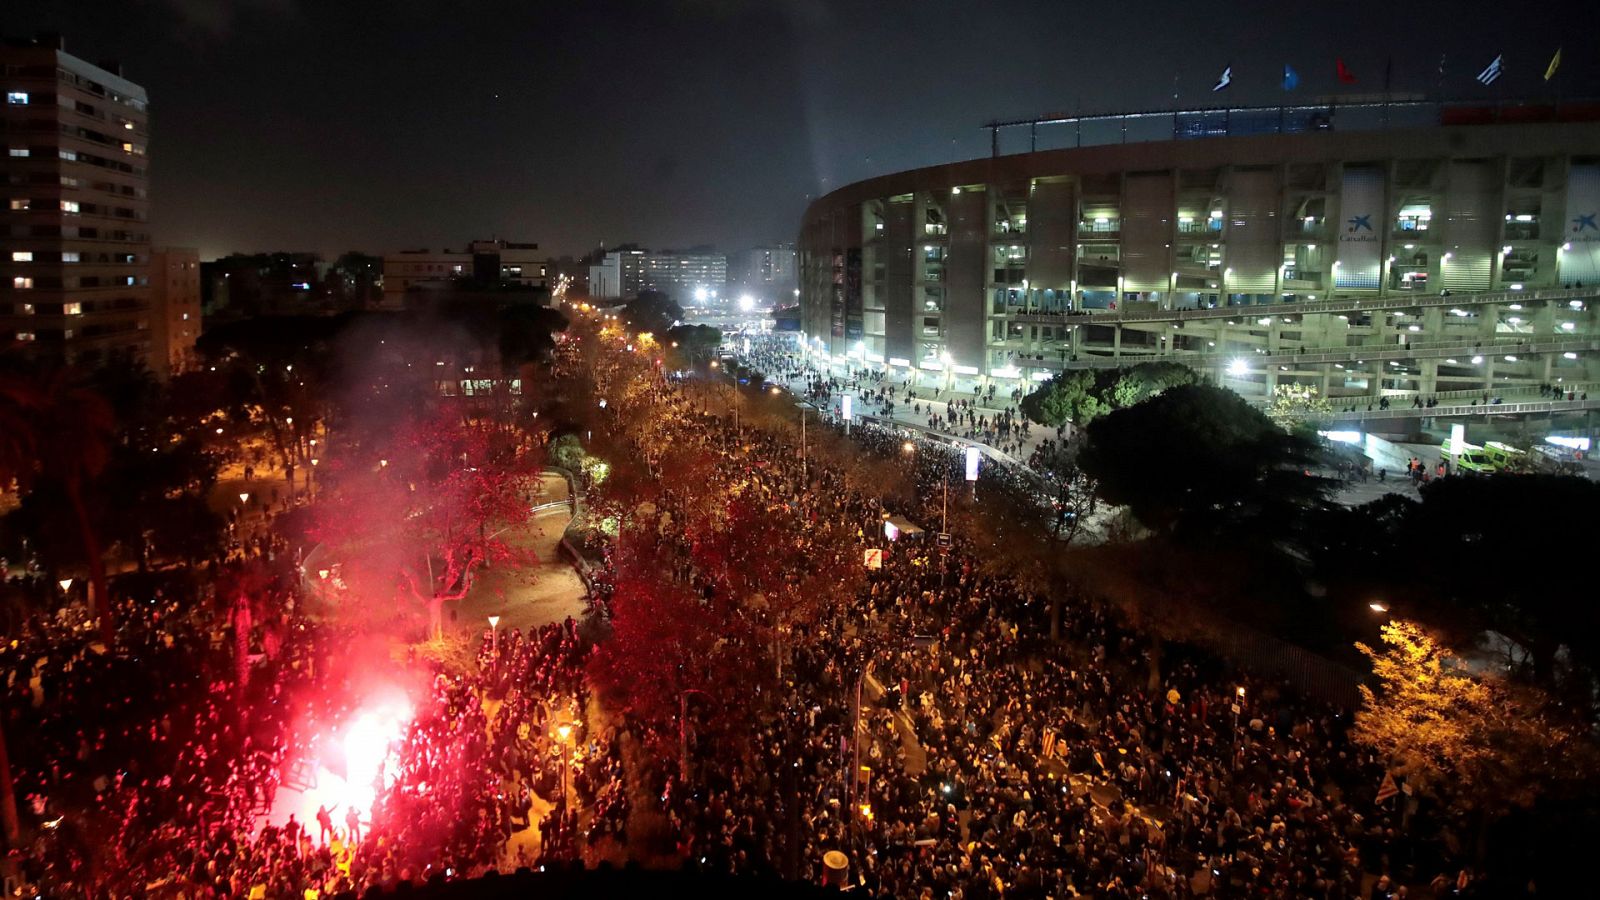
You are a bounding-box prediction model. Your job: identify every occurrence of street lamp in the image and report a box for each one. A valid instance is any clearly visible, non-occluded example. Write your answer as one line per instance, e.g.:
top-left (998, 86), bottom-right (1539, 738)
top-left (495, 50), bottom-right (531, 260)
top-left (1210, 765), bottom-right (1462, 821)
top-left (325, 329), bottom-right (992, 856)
top-left (1368, 601), bottom-right (1389, 613)
top-left (487, 615), bottom-right (501, 654)
top-left (555, 723), bottom-right (574, 806)
top-left (58, 578), bottom-right (72, 593)
top-left (238, 492), bottom-right (250, 505)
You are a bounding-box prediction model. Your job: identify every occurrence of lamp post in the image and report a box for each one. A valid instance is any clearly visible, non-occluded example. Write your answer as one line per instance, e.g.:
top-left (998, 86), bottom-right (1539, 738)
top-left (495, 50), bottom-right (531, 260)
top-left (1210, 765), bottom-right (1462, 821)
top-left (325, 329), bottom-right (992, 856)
top-left (487, 615), bottom-right (501, 655)
top-left (555, 723), bottom-right (573, 807)
top-left (1233, 685), bottom-right (1246, 748)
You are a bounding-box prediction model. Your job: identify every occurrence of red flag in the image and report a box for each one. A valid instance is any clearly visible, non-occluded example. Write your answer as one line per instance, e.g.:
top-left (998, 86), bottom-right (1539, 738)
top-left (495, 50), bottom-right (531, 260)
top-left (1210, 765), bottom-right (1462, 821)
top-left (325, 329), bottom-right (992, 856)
top-left (1337, 58), bottom-right (1358, 84)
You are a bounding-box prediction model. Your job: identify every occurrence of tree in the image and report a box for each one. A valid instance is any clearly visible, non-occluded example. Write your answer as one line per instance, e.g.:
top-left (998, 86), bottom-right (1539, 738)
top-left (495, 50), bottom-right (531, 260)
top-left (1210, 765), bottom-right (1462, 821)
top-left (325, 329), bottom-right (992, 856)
top-left (587, 519), bottom-right (767, 745)
top-left (664, 324), bottom-right (722, 366)
top-left (1397, 474), bottom-right (1600, 696)
top-left (0, 364), bottom-right (35, 850)
top-left (1078, 384), bottom-right (1334, 541)
top-left (1110, 361), bottom-right (1197, 408)
top-left (1022, 362), bottom-right (1197, 428)
top-left (1266, 382), bottom-right (1333, 428)
top-left (9, 369), bottom-right (117, 638)
top-left (1020, 370), bottom-right (1095, 427)
top-left (314, 412), bottom-right (542, 640)
top-left (620, 290), bottom-right (683, 336)
top-left (1353, 620), bottom-right (1597, 827)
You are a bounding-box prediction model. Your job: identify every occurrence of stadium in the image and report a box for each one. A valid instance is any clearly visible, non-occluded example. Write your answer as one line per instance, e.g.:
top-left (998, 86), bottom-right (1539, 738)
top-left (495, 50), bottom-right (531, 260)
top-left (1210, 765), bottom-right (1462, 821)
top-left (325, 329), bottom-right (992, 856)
top-left (796, 100), bottom-right (1600, 417)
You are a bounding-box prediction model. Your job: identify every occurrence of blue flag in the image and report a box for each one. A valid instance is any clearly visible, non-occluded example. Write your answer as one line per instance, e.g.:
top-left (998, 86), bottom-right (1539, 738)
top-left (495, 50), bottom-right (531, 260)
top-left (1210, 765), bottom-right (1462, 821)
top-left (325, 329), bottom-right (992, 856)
top-left (1283, 65), bottom-right (1300, 91)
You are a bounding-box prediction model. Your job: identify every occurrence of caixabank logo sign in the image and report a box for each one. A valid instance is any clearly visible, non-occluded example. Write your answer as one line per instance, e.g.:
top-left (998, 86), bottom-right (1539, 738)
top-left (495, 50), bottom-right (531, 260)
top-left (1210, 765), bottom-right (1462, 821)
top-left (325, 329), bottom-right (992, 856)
top-left (1573, 212), bottom-right (1599, 243)
top-left (1340, 213), bottom-right (1378, 244)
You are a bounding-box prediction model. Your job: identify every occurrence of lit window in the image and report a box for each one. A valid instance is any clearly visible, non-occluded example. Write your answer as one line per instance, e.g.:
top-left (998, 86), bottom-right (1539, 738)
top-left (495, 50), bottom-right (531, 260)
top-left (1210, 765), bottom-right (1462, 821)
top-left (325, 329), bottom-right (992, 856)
top-left (63, 302), bottom-right (82, 315)
top-left (6, 92), bottom-right (28, 105)
top-left (62, 329), bottom-right (73, 339)
top-left (124, 275), bottom-right (135, 286)
top-left (9, 199), bottom-right (28, 211)
top-left (11, 251), bottom-right (32, 262)
top-left (61, 252), bottom-right (80, 263)
top-left (59, 150), bottom-right (77, 161)
top-left (13, 277), bottom-right (34, 289)
top-left (8, 147), bottom-right (26, 157)
top-left (15, 332), bottom-right (36, 341)
top-left (60, 200), bottom-right (80, 213)
top-left (181, 313), bottom-right (189, 321)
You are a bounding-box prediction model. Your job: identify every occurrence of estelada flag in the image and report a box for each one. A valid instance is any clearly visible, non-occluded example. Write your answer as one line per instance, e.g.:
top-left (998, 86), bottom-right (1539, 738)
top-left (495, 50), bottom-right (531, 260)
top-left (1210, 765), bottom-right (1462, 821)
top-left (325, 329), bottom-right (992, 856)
top-left (1376, 771), bottom-right (1399, 804)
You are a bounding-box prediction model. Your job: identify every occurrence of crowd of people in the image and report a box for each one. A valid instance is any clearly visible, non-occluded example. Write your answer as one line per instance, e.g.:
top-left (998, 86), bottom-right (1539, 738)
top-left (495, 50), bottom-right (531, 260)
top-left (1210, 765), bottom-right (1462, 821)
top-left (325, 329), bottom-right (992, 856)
top-left (0, 323), bottom-right (1515, 899)
top-left (1, 496), bottom-right (622, 898)
top-left (587, 329), bottom-right (1500, 898)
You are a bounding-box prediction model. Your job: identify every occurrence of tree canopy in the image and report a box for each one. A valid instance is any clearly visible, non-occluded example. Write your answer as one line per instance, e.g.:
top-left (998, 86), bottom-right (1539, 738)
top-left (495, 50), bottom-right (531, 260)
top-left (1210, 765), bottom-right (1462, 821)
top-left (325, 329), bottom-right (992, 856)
top-left (1020, 362), bottom-right (1196, 428)
top-left (1354, 620), bottom-right (1597, 819)
top-left (620, 290), bottom-right (683, 336)
top-left (1079, 384), bottom-right (1333, 540)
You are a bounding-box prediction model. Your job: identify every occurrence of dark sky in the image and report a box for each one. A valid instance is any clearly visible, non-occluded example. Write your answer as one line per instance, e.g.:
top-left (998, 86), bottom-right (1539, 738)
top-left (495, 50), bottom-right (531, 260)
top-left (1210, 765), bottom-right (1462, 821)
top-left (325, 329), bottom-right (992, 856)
top-left (6, 0), bottom-right (1590, 260)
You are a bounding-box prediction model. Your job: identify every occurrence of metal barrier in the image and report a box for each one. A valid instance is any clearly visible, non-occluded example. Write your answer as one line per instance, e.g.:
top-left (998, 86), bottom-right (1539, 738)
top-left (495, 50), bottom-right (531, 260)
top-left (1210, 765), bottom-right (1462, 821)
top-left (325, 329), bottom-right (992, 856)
top-left (1308, 397), bottom-right (1600, 423)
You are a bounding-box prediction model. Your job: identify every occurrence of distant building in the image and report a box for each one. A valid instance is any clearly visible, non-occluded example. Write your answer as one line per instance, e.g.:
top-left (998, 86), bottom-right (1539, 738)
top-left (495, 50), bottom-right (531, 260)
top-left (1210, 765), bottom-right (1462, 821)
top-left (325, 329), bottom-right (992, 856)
top-left (148, 247), bottom-right (199, 379)
top-left (201, 252), bottom-right (326, 319)
top-left (381, 239), bottom-right (547, 310)
top-left (586, 245), bottom-right (726, 303)
top-left (1, 34), bottom-right (151, 367)
top-left (733, 244), bottom-right (797, 301)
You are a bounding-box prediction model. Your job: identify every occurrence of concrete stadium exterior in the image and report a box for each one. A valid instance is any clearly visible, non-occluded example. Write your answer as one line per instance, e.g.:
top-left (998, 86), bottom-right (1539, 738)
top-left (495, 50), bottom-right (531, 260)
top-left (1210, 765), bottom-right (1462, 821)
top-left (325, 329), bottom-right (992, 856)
top-left (797, 109), bottom-right (1600, 408)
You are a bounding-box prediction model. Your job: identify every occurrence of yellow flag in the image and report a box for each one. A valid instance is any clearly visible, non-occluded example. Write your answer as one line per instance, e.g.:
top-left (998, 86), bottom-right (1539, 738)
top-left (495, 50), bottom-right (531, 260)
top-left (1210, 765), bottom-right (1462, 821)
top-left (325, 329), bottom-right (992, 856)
top-left (1545, 48), bottom-right (1561, 81)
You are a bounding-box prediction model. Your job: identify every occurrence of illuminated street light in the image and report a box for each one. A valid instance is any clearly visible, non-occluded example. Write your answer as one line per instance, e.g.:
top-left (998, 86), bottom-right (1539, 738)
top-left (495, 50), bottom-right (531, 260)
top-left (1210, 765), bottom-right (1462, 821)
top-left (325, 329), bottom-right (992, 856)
top-left (488, 615), bottom-right (501, 653)
top-left (58, 578), bottom-right (72, 592)
top-left (738, 294), bottom-right (756, 312)
top-left (1227, 358), bottom-right (1249, 377)
top-left (1369, 602), bottom-right (1389, 613)
top-left (238, 492), bottom-right (250, 504)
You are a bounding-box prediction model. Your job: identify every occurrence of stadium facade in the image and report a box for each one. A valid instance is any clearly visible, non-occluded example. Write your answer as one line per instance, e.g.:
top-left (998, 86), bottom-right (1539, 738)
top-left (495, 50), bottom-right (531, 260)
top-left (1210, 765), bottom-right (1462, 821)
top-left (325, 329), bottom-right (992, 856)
top-left (797, 103), bottom-right (1600, 404)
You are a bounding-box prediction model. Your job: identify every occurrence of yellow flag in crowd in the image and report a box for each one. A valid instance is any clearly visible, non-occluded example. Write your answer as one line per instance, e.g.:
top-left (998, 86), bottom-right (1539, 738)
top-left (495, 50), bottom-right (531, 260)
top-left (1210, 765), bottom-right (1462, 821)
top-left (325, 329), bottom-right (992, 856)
top-left (1545, 48), bottom-right (1561, 81)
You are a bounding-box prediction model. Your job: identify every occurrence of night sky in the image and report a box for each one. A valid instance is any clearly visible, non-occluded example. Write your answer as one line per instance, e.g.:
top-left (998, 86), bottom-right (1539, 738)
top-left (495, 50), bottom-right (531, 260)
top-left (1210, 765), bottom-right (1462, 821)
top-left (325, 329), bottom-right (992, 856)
top-left (5, 1), bottom-right (1591, 260)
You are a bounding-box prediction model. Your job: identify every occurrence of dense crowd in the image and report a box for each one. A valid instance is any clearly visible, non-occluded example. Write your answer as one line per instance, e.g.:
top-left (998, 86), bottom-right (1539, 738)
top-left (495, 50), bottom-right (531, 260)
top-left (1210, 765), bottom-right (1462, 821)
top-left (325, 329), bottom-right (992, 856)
top-left (1, 525), bottom-right (615, 897)
top-left (593, 332), bottom-right (1500, 898)
top-left (0, 326), bottom-right (1513, 899)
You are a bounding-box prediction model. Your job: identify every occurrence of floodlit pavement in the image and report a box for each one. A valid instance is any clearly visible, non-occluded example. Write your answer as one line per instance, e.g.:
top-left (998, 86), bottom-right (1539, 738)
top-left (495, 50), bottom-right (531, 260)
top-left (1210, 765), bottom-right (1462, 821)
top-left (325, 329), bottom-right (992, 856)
top-left (457, 472), bottom-right (589, 637)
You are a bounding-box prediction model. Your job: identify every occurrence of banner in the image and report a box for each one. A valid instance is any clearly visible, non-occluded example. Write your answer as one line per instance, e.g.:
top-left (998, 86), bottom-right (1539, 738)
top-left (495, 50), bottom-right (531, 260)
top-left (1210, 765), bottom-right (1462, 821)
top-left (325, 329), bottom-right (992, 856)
top-left (1336, 166), bottom-right (1383, 289)
top-left (1562, 163), bottom-right (1600, 287)
top-left (964, 447), bottom-right (981, 482)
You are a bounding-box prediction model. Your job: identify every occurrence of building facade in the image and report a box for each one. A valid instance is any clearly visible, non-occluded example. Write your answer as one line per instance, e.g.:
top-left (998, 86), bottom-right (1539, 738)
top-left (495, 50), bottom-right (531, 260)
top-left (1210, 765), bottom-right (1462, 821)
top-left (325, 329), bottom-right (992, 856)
top-left (148, 246), bottom-right (199, 379)
top-left (798, 110), bottom-right (1600, 404)
top-left (381, 239), bottom-right (547, 309)
top-left (733, 243), bottom-right (797, 302)
top-left (587, 246), bottom-right (726, 303)
top-left (2, 35), bottom-right (151, 366)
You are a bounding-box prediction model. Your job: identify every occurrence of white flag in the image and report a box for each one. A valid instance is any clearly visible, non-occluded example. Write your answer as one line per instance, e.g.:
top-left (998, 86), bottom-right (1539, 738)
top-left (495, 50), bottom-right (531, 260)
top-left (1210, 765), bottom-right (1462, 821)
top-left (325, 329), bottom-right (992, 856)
top-left (1476, 54), bottom-right (1504, 85)
top-left (1212, 66), bottom-right (1232, 92)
